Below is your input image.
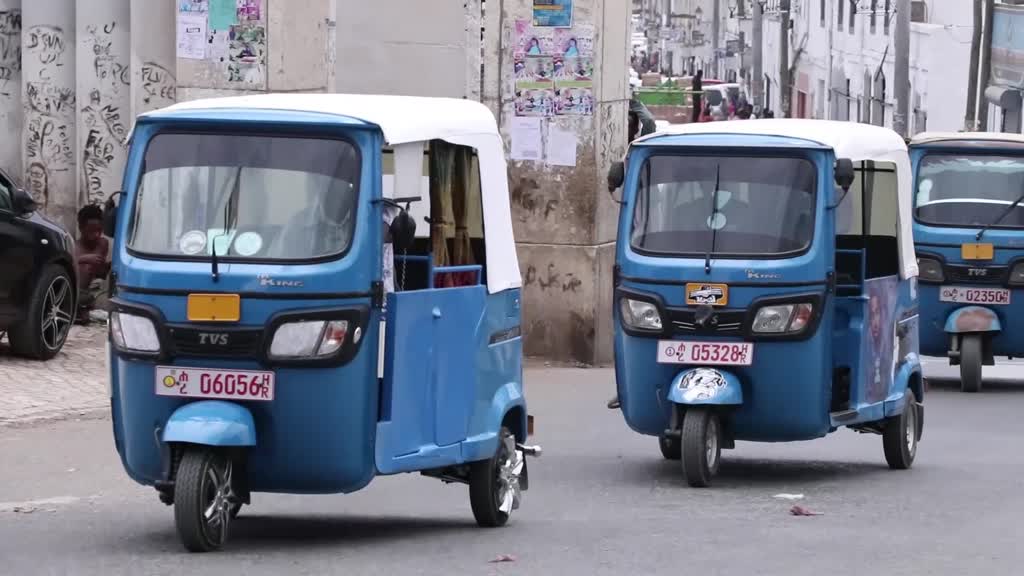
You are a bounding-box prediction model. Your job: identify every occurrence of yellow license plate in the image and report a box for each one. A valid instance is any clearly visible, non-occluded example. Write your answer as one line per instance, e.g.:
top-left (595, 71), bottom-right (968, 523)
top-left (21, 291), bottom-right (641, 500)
top-left (686, 283), bottom-right (729, 306)
top-left (961, 243), bottom-right (994, 260)
top-left (186, 294), bottom-right (241, 322)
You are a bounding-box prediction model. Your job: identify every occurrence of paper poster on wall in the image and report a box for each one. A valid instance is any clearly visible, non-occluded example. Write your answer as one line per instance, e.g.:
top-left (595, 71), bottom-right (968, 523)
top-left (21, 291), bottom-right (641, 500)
top-left (514, 19), bottom-right (555, 57)
top-left (177, 12), bottom-right (208, 60)
top-left (546, 125), bottom-right (577, 167)
top-left (555, 25), bottom-right (593, 58)
top-left (178, 0), bottom-right (209, 12)
top-left (533, 0), bottom-right (572, 27)
top-left (237, 0), bottom-right (261, 21)
top-left (227, 24), bottom-right (265, 83)
top-left (208, 0), bottom-right (237, 29)
top-left (207, 29), bottom-right (230, 61)
top-left (510, 116), bottom-right (543, 162)
top-left (554, 86), bottom-right (593, 115)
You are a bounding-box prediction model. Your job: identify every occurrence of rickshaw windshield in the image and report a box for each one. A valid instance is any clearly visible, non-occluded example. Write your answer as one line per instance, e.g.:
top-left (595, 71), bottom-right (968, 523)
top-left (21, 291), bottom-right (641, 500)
top-left (631, 154), bottom-right (816, 257)
top-left (128, 132), bottom-right (361, 261)
top-left (916, 154), bottom-right (1024, 229)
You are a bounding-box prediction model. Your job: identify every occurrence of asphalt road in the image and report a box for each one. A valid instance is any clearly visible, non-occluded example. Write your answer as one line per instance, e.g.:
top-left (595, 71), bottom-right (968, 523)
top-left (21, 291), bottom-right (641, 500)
top-left (1, 361), bottom-right (1022, 575)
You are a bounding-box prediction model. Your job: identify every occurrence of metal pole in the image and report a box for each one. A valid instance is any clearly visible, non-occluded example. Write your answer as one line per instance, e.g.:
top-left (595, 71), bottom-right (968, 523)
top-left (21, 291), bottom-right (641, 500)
top-left (712, 0), bottom-right (720, 78)
top-left (780, 0), bottom-right (790, 117)
top-left (752, 0), bottom-right (763, 114)
top-left (977, 0), bottom-right (994, 131)
top-left (894, 0), bottom-right (911, 137)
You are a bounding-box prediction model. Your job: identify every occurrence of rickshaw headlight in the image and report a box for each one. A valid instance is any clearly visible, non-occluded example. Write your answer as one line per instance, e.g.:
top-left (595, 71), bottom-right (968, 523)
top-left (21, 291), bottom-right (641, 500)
top-left (620, 298), bottom-right (662, 331)
top-left (917, 257), bottom-right (944, 283)
top-left (1008, 262), bottom-right (1024, 285)
top-left (109, 311), bottom-right (160, 353)
top-left (752, 303), bottom-right (815, 334)
top-left (269, 320), bottom-right (349, 358)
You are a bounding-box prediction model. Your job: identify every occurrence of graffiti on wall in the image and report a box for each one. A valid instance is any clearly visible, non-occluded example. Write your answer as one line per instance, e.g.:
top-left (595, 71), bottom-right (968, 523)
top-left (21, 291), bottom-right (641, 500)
top-left (140, 62), bottom-right (177, 110)
top-left (24, 24), bottom-right (74, 209)
top-left (80, 21), bottom-right (129, 206)
top-left (0, 11), bottom-right (21, 98)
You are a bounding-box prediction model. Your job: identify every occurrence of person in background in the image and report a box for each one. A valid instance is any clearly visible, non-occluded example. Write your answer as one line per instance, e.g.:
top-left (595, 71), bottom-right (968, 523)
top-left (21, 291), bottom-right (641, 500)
top-left (690, 69), bottom-right (703, 124)
top-left (628, 76), bottom-right (657, 142)
top-left (75, 204), bottom-right (110, 323)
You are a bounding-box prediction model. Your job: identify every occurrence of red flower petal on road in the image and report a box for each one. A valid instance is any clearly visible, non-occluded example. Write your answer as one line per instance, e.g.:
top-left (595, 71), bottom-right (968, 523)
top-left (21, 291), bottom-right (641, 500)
top-left (790, 505), bottom-right (822, 516)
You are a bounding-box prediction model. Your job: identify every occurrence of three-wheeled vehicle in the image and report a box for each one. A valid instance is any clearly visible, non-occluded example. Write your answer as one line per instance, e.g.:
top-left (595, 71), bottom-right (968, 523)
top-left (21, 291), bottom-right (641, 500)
top-left (910, 132), bottom-right (1024, 393)
top-left (103, 94), bottom-right (539, 551)
top-left (607, 120), bottom-right (924, 487)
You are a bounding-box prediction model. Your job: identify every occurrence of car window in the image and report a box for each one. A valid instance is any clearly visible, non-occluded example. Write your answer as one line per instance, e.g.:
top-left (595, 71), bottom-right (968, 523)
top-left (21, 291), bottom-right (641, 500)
top-left (0, 174), bottom-right (12, 212)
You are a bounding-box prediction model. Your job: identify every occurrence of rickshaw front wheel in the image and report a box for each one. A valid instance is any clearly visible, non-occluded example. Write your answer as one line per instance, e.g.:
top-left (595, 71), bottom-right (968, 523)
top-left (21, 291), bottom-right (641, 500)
top-left (883, 389), bottom-right (918, 470)
top-left (959, 335), bottom-right (983, 393)
top-left (469, 426), bottom-right (522, 528)
top-left (173, 448), bottom-right (236, 552)
top-left (659, 434), bottom-right (682, 460)
top-left (681, 408), bottom-right (721, 488)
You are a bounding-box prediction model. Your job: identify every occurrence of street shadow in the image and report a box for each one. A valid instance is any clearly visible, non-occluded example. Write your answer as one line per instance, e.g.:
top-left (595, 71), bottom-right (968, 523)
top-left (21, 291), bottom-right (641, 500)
top-left (926, 377), bottom-right (1024, 393)
top-left (124, 514), bottom-right (478, 553)
top-left (617, 455), bottom-right (887, 490)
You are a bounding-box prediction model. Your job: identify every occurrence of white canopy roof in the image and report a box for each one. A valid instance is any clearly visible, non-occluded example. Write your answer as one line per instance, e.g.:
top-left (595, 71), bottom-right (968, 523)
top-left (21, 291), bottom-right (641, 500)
top-left (137, 94), bottom-right (521, 294)
top-left (911, 131), bottom-right (1024, 146)
top-left (634, 119), bottom-right (918, 278)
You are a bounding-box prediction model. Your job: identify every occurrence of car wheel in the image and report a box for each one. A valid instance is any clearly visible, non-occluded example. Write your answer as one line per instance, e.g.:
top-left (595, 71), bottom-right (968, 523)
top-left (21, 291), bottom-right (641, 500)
top-left (8, 264), bottom-right (75, 360)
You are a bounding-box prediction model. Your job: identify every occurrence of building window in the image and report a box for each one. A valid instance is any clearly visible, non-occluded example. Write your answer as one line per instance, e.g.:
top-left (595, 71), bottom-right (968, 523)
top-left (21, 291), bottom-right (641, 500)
top-left (871, 0), bottom-right (878, 33)
top-left (846, 79), bottom-right (852, 121)
top-left (849, 0), bottom-right (856, 33)
top-left (821, 0), bottom-right (826, 26)
top-left (884, 0), bottom-right (892, 34)
top-left (838, 0), bottom-right (844, 29)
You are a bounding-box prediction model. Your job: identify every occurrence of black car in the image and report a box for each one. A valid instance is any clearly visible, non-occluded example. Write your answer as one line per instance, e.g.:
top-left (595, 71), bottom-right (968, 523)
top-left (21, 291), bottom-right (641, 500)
top-left (0, 170), bottom-right (77, 359)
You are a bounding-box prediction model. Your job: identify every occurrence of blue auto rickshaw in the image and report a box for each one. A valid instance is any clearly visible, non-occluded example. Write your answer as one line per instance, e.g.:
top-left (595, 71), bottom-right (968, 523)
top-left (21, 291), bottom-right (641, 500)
top-left (102, 94), bottom-right (539, 551)
top-left (607, 120), bottom-right (924, 487)
top-left (910, 132), bottom-right (1024, 393)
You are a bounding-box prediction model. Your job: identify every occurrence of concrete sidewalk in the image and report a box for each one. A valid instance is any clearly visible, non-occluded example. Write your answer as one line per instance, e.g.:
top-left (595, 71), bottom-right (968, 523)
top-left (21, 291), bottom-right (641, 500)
top-left (0, 325), bottom-right (108, 426)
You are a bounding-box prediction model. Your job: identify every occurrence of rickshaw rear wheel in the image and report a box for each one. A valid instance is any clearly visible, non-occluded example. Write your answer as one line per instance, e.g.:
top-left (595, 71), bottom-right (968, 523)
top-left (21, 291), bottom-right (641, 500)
top-left (681, 408), bottom-right (721, 487)
top-left (659, 434), bottom-right (682, 460)
top-left (959, 335), bottom-right (983, 393)
top-left (883, 389), bottom-right (918, 470)
top-left (174, 448), bottom-right (236, 552)
top-left (469, 426), bottom-right (520, 528)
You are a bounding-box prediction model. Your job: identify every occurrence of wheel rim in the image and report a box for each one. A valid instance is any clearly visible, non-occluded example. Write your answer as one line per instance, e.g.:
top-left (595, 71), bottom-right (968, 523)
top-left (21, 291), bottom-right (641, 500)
top-left (904, 403), bottom-right (917, 458)
top-left (201, 458), bottom-right (234, 545)
top-left (40, 276), bottom-right (73, 351)
top-left (495, 434), bottom-right (524, 515)
top-left (705, 416), bottom-right (719, 469)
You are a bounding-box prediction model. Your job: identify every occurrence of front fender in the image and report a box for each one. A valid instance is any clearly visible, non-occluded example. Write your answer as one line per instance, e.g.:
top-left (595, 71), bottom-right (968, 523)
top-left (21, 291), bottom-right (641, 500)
top-left (945, 306), bottom-right (1002, 333)
top-left (667, 368), bottom-right (743, 406)
top-left (162, 400), bottom-right (257, 447)
top-left (461, 381), bottom-right (525, 462)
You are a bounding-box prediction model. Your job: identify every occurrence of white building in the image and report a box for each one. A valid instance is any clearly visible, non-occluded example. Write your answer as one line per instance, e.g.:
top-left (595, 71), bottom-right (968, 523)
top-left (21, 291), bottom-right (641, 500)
top-left (761, 0), bottom-right (973, 133)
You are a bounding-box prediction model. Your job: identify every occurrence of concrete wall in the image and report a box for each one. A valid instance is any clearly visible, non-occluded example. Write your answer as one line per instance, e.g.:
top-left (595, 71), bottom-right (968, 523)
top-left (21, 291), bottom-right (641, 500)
top-left (130, 0), bottom-right (176, 117)
top-left (0, 0), bottom-right (20, 181)
top-left (77, 0), bottom-right (130, 206)
top-left (23, 0), bottom-right (76, 232)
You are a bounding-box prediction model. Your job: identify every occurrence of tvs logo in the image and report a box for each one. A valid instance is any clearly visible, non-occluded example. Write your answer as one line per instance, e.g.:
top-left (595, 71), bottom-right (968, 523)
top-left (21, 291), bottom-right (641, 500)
top-left (968, 268), bottom-right (989, 277)
top-left (198, 332), bottom-right (230, 346)
top-left (685, 283), bottom-right (729, 306)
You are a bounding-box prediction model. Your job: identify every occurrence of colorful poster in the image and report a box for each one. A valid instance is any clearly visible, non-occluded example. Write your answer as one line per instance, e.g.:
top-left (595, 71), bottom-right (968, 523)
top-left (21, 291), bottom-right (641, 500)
top-left (863, 276), bottom-right (899, 404)
top-left (208, 0), bottom-right (237, 29)
top-left (237, 0), bottom-right (261, 21)
top-left (533, 0), bottom-right (572, 27)
top-left (515, 19), bottom-right (555, 57)
top-left (513, 19), bottom-right (592, 117)
top-left (554, 86), bottom-right (593, 115)
top-left (178, 0), bottom-right (209, 12)
top-left (177, 12), bottom-right (208, 60)
top-left (555, 25), bottom-right (593, 58)
top-left (514, 87), bottom-right (556, 117)
top-left (227, 25), bottom-right (265, 83)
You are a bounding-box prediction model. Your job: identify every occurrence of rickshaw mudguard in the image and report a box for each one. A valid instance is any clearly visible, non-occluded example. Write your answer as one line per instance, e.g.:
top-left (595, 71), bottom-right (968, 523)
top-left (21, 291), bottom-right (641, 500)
top-left (460, 381), bottom-right (527, 462)
top-left (944, 306), bottom-right (1002, 333)
top-left (666, 368), bottom-right (743, 406)
top-left (162, 401), bottom-right (257, 447)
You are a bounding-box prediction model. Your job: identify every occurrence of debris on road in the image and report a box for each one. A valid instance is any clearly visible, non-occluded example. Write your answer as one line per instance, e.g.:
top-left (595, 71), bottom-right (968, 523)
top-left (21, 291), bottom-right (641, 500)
top-left (789, 505), bottom-right (822, 516)
top-left (773, 493), bottom-right (804, 500)
top-left (488, 554), bottom-right (517, 563)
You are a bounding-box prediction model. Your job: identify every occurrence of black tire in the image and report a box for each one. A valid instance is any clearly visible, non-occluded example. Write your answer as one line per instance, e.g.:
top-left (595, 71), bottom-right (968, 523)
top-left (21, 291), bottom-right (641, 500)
top-left (469, 426), bottom-right (519, 528)
top-left (680, 408), bottom-right (721, 488)
top-left (659, 434), bottom-right (682, 460)
top-left (8, 264), bottom-right (75, 360)
top-left (174, 449), bottom-right (236, 552)
top-left (959, 335), bottom-right (983, 393)
top-left (883, 389), bottom-right (919, 470)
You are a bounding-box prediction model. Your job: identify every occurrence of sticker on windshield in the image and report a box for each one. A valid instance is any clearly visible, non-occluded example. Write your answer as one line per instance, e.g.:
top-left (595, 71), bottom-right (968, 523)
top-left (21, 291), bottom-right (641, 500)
top-left (707, 213), bottom-right (727, 230)
top-left (686, 283), bottom-right (729, 307)
top-left (234, 232), bottom-right (263, 256)
top-left (179, 230), bottom-right (207, 255)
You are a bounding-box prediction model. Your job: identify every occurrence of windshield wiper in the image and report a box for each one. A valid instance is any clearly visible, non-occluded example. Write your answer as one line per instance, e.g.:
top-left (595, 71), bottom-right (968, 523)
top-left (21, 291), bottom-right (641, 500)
top-left (705, 163), bottom-right (721, 274)
top-left (976, 188), bottom-right (1024, 240)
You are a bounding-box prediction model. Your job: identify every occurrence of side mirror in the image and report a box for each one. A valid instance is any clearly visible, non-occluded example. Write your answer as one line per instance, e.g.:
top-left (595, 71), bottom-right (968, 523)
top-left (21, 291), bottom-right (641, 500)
top-left (10, 188), bottom-right (37, 215)
top-left (102, 192), bottom-right (121, 238)
top-left (834, 158), bottom-right (855, 191)
top-left (607, 161), bottom-right (625, 204)
top-left (389, 209), bottom-right (416, 253)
